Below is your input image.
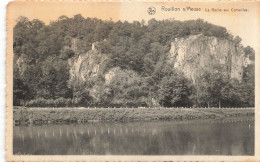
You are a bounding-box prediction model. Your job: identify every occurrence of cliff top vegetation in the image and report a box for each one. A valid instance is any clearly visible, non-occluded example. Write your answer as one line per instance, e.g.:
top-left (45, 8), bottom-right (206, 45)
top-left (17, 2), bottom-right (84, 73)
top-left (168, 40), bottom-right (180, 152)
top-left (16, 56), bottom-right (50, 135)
top-left (13, 15), bottom-right (255, 108)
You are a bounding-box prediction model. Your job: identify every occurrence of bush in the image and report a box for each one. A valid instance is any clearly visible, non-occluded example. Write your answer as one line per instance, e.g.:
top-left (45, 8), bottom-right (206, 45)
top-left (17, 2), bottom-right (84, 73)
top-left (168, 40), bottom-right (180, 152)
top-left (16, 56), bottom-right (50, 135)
top-left (24, 97), bottom-right (74, 107)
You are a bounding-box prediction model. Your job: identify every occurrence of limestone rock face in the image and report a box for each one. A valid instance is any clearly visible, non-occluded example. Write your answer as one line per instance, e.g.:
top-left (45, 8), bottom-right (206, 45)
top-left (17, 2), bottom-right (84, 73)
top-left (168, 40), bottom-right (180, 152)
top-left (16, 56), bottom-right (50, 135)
top-left (68, 35), bottom-right (253, 101)
top-left (68, 44), bottom-right (128, 101)
top-left (68, 47), bottom-right (108, 84)
top-left (16, 54), bottom-right (29, 75)
top-left (168, 34), bottom-right (251, 82)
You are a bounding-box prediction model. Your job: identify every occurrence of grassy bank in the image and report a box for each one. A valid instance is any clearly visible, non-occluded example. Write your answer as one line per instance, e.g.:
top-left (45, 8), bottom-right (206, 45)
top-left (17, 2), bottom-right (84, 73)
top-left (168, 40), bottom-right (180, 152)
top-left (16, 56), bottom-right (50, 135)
top-left (13, 107), bottom-right (254, 126)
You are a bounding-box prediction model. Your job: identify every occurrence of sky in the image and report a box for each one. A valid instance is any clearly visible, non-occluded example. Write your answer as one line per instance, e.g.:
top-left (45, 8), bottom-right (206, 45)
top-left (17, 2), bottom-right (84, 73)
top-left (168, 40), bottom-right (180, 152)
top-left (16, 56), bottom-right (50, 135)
top-left (7, 1), bottom-right (260, 51)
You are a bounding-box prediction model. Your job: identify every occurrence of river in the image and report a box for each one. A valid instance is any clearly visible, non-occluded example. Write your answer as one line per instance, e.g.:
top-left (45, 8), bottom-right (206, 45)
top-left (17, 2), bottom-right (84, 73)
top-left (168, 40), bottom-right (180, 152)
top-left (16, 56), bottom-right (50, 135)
top-left (13, 118), bottom-right (254, 155)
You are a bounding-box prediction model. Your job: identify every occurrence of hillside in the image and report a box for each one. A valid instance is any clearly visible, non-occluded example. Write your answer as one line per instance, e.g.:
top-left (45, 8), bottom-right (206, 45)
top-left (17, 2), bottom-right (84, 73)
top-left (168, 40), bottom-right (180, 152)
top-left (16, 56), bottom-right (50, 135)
top-left (13, 15), bottom-right (255, 108)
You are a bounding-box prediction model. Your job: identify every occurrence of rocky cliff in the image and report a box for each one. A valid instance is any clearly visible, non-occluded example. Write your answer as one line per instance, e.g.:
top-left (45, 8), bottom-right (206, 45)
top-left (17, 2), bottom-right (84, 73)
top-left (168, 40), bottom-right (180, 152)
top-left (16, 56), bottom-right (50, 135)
top-left (68, 42), bottom-right (137, 103)
top-left (13, 16), bottom-right (255, 107)
top-left (68, 42), bottom-right (108, 84)
top-left (67, 34), bottom-right (253, 105)
top-left (168, 34), bottom-right (252, 82)
top-left (70, 34), bottom-right (252, 87)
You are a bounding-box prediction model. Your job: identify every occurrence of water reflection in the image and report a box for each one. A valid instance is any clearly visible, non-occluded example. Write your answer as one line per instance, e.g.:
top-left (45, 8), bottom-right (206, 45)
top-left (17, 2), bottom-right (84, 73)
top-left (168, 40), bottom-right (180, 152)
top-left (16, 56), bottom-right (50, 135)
top-left (13, 118), bottom-right (254, 155)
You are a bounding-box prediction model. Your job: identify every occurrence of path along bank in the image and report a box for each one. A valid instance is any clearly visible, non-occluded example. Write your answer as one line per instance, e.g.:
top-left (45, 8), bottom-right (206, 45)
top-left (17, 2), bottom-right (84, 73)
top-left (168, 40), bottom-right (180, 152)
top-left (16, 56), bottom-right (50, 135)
top-left (13, 107), bottom-right (254, 126)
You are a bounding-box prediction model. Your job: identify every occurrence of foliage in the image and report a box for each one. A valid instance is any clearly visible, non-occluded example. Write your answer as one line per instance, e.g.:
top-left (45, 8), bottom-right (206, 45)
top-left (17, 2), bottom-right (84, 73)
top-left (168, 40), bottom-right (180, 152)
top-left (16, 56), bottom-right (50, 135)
top-left (13, 15), bottom-right (255, 107)
top-left (158, 71), bottom-right (192, 107)
top-left (24, 98), bottom-right (73, 107)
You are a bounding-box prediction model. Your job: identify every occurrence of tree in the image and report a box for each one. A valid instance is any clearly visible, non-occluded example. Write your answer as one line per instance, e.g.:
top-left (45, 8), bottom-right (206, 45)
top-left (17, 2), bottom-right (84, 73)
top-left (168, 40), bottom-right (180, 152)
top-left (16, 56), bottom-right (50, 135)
top-left (195, 64), bottom-right (227, 108)
top-left (13, 16), bottom-right (254, 107)
top-left (106, 68), bottom-right (148, 107)
top-left (13, 68), bottom-right (31, 106)
top-left (244, 46), bottom-right (255, 61)
top-left (221, 79), bottom-right (242, 107)
top-left (158, 71), bottom-right (192, 107)
top-left (234, 36), bottom-right (242, 46)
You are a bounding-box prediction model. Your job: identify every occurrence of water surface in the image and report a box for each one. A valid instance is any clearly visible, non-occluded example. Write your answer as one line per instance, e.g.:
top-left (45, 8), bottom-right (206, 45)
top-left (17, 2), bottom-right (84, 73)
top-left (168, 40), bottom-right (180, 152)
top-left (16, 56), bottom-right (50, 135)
top-left (13, 118), bottom-right (254, 155)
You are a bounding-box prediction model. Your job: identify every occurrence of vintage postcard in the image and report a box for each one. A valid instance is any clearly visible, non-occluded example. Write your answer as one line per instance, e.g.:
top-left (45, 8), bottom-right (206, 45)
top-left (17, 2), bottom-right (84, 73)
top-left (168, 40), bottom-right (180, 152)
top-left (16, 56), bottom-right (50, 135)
top-left (6, 0), bottom-right (260, 161)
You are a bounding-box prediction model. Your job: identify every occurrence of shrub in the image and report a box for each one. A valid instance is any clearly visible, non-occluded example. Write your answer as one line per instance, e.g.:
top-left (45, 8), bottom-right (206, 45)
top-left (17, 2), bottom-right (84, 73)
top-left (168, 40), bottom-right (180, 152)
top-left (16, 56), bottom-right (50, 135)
top-left (24, 97), bottom-right (74, 107)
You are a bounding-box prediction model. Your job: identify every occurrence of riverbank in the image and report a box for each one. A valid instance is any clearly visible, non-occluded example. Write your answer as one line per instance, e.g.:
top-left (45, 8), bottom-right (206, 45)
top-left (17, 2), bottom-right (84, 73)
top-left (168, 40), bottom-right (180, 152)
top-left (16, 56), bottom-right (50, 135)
top-left (13, 107), bottom-right (254, 126)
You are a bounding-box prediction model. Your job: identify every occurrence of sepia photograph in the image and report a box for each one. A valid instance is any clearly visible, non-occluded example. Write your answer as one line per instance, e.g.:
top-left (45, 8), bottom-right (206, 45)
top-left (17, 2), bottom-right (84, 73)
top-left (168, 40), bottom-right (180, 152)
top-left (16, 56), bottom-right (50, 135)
top-left (5, 1), bottom-right (260, 161)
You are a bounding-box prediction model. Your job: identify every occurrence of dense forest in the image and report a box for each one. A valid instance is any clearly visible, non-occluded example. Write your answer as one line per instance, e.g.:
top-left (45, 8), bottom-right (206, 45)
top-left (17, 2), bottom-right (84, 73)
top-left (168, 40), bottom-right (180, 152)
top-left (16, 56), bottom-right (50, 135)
top-left (13, 15), bottom-right (255, 108)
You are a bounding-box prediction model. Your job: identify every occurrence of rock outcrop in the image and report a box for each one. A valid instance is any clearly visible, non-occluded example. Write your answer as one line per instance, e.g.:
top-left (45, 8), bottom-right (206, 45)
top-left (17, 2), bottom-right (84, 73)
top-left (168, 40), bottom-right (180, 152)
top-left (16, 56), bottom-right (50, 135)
top-left (68, 35), bottom-right (253, 103)
top-left (68, 44), bottom-right (108, 84)
top-left (168, 34), bottom-right (252, 82)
